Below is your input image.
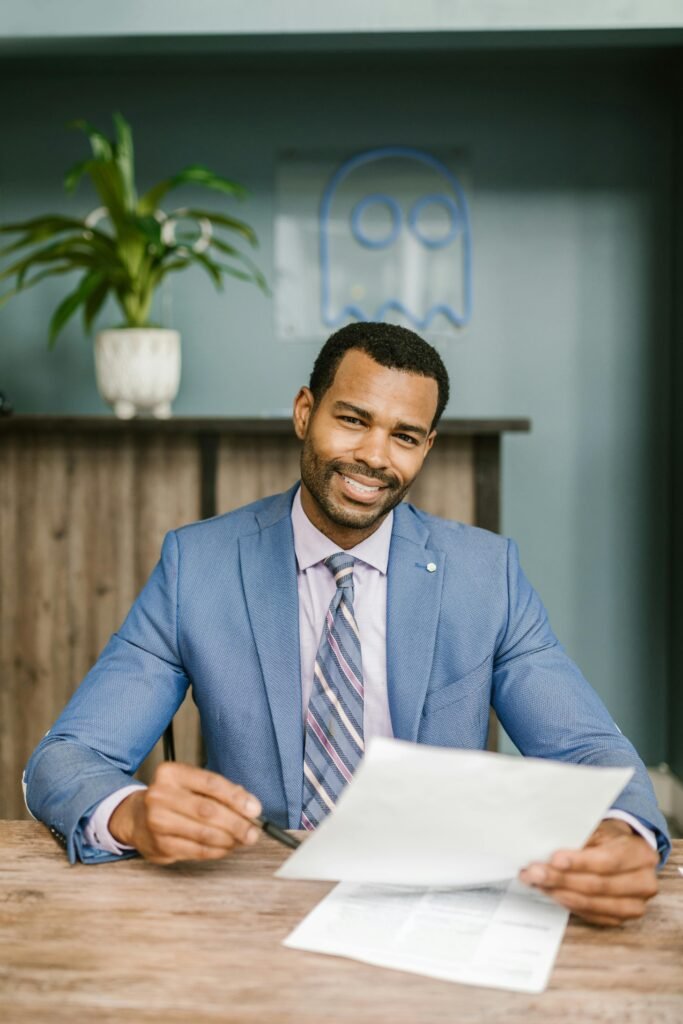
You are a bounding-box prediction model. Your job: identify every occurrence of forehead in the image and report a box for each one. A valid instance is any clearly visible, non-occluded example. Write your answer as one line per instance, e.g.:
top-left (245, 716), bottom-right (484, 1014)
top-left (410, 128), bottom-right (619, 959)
top-left (326, 349), bottom-right (438, 427)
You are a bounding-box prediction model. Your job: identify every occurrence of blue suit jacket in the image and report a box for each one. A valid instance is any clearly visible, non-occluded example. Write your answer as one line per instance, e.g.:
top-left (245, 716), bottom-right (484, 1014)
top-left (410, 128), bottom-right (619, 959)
top-left (24, 485), bottom-right (670, 863)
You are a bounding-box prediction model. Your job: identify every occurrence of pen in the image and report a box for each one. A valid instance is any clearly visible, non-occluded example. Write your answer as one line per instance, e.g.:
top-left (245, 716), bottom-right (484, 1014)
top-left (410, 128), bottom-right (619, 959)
top-left (252, 816), bottom-right (301, 850)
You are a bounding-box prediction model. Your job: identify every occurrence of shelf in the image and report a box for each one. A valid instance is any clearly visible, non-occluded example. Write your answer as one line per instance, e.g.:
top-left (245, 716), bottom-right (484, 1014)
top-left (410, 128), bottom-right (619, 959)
top-left (0, 416), bottom-right (531, 436)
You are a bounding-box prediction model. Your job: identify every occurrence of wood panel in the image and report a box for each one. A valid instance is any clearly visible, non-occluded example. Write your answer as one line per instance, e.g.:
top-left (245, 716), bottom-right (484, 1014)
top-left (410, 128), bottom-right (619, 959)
top-left (216, 432), bottom-right (475, 524)
top-left (1, 420), bottom-right (515, 819)
top-left (0, 432), bottom-right (201, 818)
top-left (408, 435), bottom-right (475, 523)
top-left (216, 434), bottom-right (302, 513)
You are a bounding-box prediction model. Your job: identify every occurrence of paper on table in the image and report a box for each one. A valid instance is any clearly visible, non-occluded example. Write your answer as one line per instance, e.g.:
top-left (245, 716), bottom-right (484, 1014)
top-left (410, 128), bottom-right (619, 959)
top-left (284, 880), bottom-right (570, 993)
top-left (277, 738), bottom-right (633, 886)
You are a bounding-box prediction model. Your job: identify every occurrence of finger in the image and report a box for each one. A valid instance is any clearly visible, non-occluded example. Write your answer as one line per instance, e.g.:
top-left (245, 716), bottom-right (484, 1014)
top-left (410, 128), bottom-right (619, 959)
top-left (154, 762), bottom-right (262, 818)
top-left (541, 888), bottom-right (649, 921)
top-left (573, 912), bottom-right (625, 927)
top-left (520, 864), bottom-right (658, 899)
top-left (149, 834), bottom-right (232, 865)
top-left (146, 787), bottom-right (260, 846)
top-left (145, 801), bottom-right (260, 850)
top-left (546, 836), bottom-right (658, 875)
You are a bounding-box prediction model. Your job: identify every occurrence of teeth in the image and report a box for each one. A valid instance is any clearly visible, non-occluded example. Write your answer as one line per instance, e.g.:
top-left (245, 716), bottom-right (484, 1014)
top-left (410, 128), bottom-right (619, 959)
top-left (342, 474), bottom-right (380, 494)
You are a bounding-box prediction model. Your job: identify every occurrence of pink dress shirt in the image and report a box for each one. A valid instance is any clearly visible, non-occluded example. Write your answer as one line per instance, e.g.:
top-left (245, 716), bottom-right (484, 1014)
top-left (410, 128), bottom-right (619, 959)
top-left (291, 487), bottom-right (394, 738)
top-left (84, 487), bottom-right (656, 855)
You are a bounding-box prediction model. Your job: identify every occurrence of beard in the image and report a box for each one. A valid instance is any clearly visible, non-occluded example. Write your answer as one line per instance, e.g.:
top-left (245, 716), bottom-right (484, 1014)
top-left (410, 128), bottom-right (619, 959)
top-left (299, 434), bottom-right (410, 531)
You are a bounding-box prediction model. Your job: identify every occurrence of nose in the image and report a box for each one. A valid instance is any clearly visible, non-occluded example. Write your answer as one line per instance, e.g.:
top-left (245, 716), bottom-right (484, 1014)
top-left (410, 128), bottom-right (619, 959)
top-left (353, 427), bottom-right (390, 471)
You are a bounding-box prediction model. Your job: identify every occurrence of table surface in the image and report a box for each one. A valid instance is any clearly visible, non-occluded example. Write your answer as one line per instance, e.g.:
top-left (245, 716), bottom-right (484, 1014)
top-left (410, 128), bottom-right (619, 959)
top-left (1, 822), bottom-right (682, 1024)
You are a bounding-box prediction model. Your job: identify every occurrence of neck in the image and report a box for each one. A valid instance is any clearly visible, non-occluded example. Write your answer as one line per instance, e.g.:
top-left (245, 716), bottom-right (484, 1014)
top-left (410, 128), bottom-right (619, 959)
top-left (299, 483), bottom-right (386, 549)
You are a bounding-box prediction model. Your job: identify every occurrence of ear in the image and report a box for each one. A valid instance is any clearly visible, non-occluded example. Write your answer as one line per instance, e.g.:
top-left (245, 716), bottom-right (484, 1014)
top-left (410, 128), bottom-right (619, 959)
top-left (293, 386), bottom-right (315, 440)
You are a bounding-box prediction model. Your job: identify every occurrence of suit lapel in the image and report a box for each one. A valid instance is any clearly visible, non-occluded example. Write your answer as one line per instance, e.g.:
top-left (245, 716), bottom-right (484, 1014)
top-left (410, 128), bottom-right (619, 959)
top-left (387, 506), bottom-right (445, 741)
top-left (239, 489), bottom-right (303, 826)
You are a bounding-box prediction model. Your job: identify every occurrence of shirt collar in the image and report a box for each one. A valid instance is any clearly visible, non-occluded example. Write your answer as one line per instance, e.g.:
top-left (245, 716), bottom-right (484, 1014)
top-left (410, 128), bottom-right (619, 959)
top-left (291, 484), bottom-right (393, 575)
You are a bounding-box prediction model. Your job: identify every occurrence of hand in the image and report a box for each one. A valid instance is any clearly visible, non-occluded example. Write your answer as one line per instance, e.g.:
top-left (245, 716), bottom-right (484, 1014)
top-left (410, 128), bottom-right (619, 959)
top-left (109, 762), bottom-right (263, 865)
top-left (518, 819), bottom-right (659, 926)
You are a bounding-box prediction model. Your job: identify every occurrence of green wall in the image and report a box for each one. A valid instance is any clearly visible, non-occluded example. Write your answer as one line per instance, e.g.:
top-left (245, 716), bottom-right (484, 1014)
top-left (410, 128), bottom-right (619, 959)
top-left (0, 49), bottom-right (675, 765)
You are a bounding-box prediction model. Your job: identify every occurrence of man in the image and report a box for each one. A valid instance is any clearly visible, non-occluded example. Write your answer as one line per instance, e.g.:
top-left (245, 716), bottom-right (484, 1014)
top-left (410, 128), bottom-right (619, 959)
top-left (25, 322), bottom-right (667, 927)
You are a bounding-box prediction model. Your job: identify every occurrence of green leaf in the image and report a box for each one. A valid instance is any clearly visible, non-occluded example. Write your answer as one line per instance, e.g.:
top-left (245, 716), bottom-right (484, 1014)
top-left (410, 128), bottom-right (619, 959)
top-left (0, 214), bottom-right (91, 238)
top-left (138, 165), bottom-right (247, 216)
top-left (131, 215), bottom-right (164, 246)
top-left (67, 119), bottom-right (112, 162)
top-left (150, 256), bottom-right (190, 288)
top-left (209, 236), bottom-right (269, 293)
top-left (185, 250), bottom-right (224, 289)
top-left (0, 228), bottom-right (64, 261)
top-left (113, 113), bottom-right (137, 212)
top-left (0, 234), bottom-right (123, 287)
top-left (82, 277), bottom-right (110, 332)
top-left (63, 158), bottom-right (93, 194)
top-left (48, 270), bottom-right (105, 347)
top-left (86, 162), bottom-right (128, 224)
top-left (175, 208), bottom-right (258, 247)
top-left (218, 262), bottom-right (268, 290)
top-left (0, 263), bottom-right (77, 309)
top-left (1, 116), bottom-right (266, 328)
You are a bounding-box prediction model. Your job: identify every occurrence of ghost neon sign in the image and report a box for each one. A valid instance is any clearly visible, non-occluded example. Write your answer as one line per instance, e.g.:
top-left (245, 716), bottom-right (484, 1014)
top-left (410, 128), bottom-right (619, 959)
top-left (319, 146), bottom-right (473, 330)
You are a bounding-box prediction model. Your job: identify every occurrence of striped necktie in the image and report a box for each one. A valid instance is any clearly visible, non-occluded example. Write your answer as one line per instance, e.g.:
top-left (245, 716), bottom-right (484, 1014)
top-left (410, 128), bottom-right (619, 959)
top-left (301, 552), bottom-right (365, 830)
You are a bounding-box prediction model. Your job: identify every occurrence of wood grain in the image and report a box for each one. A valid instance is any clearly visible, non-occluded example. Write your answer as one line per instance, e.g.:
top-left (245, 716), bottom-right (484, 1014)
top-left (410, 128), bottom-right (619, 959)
top-left (216, 434), bottom-right (302, 512)
top-left (1, 421), bottom-right (504, 818)
top-left (408, 434), bottom-right (475, 524)
top-left (216, 432), bottom-right (475, 523)
top-left (0, 822), bottom-right (681, 1024)
top-left (0, 432), bottom-right (201, 816)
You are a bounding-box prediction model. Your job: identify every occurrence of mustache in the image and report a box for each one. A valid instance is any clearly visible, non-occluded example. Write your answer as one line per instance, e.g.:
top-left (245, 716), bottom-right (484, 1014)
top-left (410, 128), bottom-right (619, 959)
top-left (332, 462), bottom-right (399, 489)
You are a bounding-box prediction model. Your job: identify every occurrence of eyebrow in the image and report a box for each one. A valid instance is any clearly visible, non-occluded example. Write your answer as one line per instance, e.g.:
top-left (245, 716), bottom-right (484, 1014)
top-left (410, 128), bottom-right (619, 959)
top-left (333, 401), bottom-right (429, 440)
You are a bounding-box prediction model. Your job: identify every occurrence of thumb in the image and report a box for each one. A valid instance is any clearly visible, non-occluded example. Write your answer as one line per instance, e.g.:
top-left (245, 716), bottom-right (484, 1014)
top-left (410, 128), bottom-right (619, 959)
top-left (586, 819), bottom-right (632, 847)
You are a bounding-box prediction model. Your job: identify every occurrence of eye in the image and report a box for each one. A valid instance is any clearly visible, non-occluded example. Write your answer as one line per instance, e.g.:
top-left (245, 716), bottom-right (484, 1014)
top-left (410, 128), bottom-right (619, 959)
top-left (408, 193), bottom-right (460, 250)
top-left (395, 433), bottom-right (419, 446)
top-left (350, 194), bottom-right (402, 250)
top-left (339, 415), bottom-right (364, 426)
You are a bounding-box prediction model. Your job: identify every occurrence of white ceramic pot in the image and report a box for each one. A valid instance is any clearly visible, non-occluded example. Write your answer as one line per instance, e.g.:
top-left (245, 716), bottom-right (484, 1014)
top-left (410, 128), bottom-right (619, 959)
top-left (94, 328), bottom-right (181, 419)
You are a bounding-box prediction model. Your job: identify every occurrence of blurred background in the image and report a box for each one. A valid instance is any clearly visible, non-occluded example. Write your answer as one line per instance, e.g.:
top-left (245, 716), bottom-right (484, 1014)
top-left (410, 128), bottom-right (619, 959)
top-left (0, 2), bottom-right (681, 832)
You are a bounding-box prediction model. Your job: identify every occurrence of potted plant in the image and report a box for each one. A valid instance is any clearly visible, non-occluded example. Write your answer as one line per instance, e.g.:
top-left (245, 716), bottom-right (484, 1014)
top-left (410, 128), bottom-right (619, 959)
top-left (0, 114), bottom-right (266, 418)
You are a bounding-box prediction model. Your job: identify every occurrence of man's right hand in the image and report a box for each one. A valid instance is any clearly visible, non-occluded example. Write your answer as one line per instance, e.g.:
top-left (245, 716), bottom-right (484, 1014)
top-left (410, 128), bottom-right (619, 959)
top-left (108, 762), bottom-right (263, 865)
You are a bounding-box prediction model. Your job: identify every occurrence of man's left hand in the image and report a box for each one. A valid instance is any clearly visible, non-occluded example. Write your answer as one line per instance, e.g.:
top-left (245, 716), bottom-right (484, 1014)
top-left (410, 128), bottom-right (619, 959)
top-left (518, 819), bottom-right (659, 926)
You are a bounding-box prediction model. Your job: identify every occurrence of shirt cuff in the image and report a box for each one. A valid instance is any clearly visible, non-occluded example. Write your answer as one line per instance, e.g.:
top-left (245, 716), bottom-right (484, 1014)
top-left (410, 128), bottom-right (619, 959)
top-left (83, 784), bottom-right (147, 855)
top-left (603, 809), bottom-right (658, 853)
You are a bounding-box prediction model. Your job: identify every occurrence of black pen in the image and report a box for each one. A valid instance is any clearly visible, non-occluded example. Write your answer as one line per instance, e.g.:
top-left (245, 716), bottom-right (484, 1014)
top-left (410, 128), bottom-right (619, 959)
top-left (252, 816), bottom-right (301, 850)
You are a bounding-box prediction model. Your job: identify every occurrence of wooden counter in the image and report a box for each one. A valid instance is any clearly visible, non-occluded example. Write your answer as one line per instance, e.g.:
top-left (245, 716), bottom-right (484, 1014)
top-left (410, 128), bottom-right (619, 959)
top-left (0, 416), bottom-right (529, 818)
top-left (0, 822), bottom-right (681, 1024)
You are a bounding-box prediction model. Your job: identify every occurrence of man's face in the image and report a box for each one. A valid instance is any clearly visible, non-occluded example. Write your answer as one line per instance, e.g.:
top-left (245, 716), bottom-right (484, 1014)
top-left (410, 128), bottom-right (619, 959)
top-left (293, 348), bottom-right (438, 545)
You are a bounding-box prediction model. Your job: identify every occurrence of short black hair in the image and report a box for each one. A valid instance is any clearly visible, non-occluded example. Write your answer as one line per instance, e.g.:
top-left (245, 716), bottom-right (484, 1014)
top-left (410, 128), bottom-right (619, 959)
top-left (309, 322), bottom-right (450, 429)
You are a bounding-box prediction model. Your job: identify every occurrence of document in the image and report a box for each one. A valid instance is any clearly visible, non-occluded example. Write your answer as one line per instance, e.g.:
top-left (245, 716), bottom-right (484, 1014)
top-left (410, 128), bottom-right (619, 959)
top-left (277, 738), bottom-right (633, 886)
top-left (284, 880), bottom-right (569, 993)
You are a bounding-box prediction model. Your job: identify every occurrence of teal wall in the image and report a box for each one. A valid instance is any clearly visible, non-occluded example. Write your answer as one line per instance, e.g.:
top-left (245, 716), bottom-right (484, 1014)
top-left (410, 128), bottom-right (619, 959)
top-left (0, 50), bottom-right (674, 764)
top-left (671, 73), bottom-right (683, 781)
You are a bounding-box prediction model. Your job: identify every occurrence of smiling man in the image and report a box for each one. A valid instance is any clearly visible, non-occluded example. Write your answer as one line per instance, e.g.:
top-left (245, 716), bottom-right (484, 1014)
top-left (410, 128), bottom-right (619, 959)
top-left (25, 322), bottom-right (668, 926)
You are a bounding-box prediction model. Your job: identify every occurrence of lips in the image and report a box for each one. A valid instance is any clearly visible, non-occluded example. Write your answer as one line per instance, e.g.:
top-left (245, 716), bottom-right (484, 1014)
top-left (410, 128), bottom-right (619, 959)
top-left (336, 470), bottom-right (389, 504)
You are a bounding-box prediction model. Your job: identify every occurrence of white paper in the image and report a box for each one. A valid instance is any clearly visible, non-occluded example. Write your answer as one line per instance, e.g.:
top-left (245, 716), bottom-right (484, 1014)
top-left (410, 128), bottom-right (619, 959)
top-left (284, 880), bottom-right (569, 993)
top-left (278, 738), bottom-right (633, 886)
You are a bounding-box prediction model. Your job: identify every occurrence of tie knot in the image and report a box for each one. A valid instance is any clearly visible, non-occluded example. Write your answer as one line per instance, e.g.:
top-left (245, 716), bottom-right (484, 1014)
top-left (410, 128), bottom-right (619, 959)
top-left (324, 552), bottom-right (355, 589)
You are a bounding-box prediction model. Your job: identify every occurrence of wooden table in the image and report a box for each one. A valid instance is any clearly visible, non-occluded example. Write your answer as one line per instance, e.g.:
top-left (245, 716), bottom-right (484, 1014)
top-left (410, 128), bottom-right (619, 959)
top-left (1, 823), bottom-right (681, 1023)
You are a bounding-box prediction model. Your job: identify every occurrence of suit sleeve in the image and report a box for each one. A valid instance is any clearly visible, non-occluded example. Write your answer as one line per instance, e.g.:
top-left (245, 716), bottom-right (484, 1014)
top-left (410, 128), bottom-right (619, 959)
top-left (23, 530), bottom-right (190, 864)
top-left (492, 539), bottom-right (671, 863)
